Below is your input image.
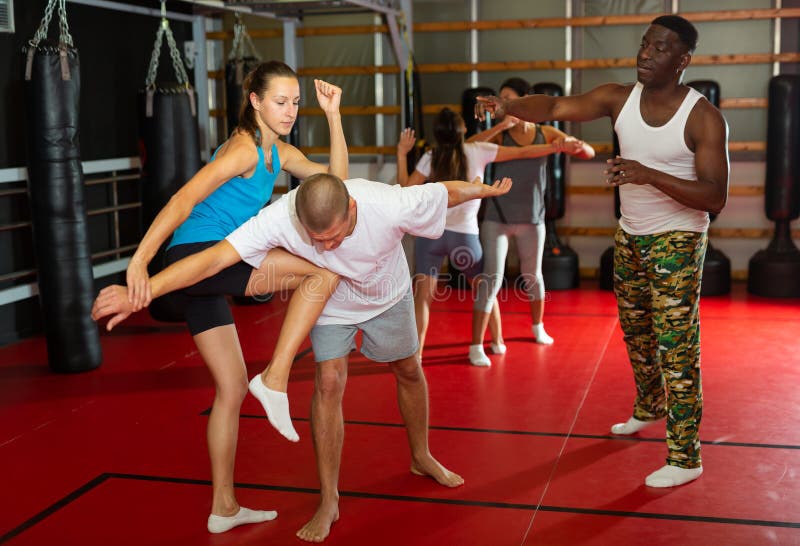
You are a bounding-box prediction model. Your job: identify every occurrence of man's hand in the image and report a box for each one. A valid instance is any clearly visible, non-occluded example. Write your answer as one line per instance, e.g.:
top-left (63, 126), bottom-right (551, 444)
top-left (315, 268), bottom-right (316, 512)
top-left (482, 177), bottom-right (513, 196)
top-left (397, 128), bottom-right (416, 156)
top-left (475, 95), bottom-right (507, 122)
top-left (605, 156), bottom-right (650, 186)
top-left (314, 79), bottom-right (342, 114)
top-left (92, 285), bottom-right (136, 331)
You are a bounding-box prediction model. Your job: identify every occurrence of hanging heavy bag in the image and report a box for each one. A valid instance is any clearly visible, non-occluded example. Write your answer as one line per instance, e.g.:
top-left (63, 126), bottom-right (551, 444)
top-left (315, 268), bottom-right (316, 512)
top-left (598, 134), bottom-right (622, 291)
top-left (225, 14), bottom-right (261, 137)
top-left (532, 82), bottom-right (579, 290)
top-left (138, 6), bottom-right (201, 321)
top-left (23, 0), bottom-right (102, 373)
top-left (686, 79), bottom-right (731, 296)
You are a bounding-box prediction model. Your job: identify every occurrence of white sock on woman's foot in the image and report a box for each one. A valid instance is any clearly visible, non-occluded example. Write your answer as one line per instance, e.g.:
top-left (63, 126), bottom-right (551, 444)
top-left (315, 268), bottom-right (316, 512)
top-left (610, 416), bottom-right (657, 435)
top-left (645, 465), bottom-right (703, 488)
top-left (207, 506), bottom-right (277, 534)
top-left (490, 342), bottom-right (506, 354)
top-left (248, 375), bottom-right (299, 442)
top-left (532, 323), bottom-right (554, 345)
top-left (469, 344), bottom-right (491, 367)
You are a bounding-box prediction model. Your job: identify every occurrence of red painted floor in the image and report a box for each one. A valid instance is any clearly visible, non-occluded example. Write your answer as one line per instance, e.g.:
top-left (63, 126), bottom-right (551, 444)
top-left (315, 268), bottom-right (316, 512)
top-left (0, 282), bottom-right (798, 545)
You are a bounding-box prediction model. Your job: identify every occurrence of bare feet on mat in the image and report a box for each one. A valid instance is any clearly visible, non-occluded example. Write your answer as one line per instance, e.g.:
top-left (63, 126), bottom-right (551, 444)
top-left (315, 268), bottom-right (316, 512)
top-left (411, 454), bottom-right (464, 488)
top-left (296, 501), bottom-right (339, 543)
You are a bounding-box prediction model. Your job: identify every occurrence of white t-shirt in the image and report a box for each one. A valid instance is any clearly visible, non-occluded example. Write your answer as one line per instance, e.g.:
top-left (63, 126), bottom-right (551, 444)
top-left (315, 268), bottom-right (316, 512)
top-left (226, 178), bottom-right (449, 325)
top-left (414, 141), bottom-right (498, 234)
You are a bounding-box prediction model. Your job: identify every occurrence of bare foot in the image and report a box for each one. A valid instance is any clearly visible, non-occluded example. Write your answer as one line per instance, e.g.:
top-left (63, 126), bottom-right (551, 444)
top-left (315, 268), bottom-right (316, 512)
top-left (410, 454), bottom-right (464, 488)
top-left (296, 502), bottom-right (339, 543)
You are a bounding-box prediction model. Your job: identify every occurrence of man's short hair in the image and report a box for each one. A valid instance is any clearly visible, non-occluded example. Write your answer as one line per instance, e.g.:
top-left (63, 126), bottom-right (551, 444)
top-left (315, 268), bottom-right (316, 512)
top-left (295, 173), bottom-right (350, 233)
top-left (651, 15), bottom-right (698, 53)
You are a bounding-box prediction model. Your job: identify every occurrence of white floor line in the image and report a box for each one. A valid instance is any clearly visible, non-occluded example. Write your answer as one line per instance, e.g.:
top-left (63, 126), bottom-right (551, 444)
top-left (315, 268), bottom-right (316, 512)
top-left (519, 317), bottom-right (620, 545)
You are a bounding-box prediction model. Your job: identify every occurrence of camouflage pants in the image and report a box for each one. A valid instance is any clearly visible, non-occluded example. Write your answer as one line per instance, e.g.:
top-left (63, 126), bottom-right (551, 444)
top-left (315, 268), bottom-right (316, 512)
top-left (613, 228), bottom-right (707, 469)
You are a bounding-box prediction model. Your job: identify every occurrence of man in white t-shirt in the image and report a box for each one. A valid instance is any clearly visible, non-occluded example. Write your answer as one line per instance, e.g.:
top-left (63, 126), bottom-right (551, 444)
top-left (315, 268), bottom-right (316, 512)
top-left (93, 173), bottom-right (512, 543)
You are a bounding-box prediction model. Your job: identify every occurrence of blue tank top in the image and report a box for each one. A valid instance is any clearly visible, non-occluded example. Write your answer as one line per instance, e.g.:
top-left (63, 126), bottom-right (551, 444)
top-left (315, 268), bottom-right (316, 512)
top-left (169, 143), bottom-right (280, 247)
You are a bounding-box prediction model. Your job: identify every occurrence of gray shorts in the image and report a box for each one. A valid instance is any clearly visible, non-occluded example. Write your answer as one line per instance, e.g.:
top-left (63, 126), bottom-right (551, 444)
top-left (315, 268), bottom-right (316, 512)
top-left (309, 291), bottom-right (419, 363)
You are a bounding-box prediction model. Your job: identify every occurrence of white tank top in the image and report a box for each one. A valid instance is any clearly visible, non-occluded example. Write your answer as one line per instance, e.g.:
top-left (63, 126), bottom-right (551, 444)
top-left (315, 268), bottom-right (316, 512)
top-left (614, 82), bottom-right (709, 235)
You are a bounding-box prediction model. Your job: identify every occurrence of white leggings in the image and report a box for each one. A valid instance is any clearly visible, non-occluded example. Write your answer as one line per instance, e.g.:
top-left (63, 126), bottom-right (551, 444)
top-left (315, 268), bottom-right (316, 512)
top-left (474, 220), bottom-right (546, 313)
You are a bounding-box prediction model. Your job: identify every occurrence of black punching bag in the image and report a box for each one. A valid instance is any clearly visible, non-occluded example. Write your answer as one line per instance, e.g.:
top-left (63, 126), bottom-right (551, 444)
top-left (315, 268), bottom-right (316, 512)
top-left (533, 82), bottom-right (579, 290)
top-left (598, 133), bottom-right (622, 291)
top-left (748, 75), bottom-right (800, 298)
top-left (688, 80), bottom-right (731, 296)
top-left (461, 86), bottom-right (497, 185)
top-left (23, 40), bottom-right (102, 373)
top-left (461, 87), bottom-right (496, 139)
top-left (225, 57), bottom-right (260, 137)
top-left (401, 61), bottom-right (427, 177)
top-left (138, 88), bottom-right (202, 321)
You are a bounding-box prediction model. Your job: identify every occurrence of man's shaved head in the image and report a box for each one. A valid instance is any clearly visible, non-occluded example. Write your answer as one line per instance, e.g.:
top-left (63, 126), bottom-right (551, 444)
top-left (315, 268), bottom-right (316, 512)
top-left (295, 173), bottom-right (351, 232)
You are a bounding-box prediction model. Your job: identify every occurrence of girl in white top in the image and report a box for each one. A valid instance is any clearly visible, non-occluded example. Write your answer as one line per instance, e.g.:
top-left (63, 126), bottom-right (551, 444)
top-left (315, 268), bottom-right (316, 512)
top-left (396, 107), bottom-right (585, 365)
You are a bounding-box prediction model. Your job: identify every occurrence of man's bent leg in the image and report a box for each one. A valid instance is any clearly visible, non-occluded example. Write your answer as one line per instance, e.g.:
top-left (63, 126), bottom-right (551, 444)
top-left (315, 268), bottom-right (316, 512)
top-left (388, 354), bottom-right (464, 488)
top-left (297, 356), bottom-right (348, 543)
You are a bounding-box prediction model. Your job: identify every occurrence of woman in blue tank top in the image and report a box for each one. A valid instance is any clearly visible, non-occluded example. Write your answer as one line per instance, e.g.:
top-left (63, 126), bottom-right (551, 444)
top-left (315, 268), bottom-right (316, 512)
top-left (120, 61), bottom-right (348, 533)
top-left (468, 78), bottom-right (593, 365)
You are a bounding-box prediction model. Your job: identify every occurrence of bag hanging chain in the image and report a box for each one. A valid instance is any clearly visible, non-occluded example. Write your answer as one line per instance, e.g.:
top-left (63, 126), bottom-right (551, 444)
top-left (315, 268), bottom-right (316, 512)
top-left (25, 0), bottom-right (75, 81)
top-left (228, 13), bottom-right (261, 62)
top-left (145, 1), bottom-right (195, 117)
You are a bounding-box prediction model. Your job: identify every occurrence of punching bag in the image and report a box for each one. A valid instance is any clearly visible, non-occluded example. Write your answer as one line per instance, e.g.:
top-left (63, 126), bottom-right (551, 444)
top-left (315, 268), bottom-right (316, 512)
top-left (225, 57), bottom-right (259, 136)
top-left (138, 88), bottom-right (201, 321)
top-left (23, 3), bottom-right (102, 373)
top-left (533, 82), bottom-right (579, 290)
top-left (748, 74), bottom-right (800, 298)
top-left (598, 134), bottom-right (622, 291)
top-left (225, 14), bottom-right (261, 137)
top-left (139, 9), bottom-right (201, 321)
top-left (401, 60), bottom-right (426, 176)
top-left (461, 86), bottom-right (496, 139)
top-left (688, 80), bottom-right (731, 296)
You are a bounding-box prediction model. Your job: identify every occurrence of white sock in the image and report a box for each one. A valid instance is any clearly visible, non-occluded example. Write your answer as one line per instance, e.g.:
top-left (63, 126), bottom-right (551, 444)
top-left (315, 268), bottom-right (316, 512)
top-left (490, 342), bottom-right (506, 354)
top-left (468, 344), bottom-right (491, 367)
top-left (645, 465), bottom-right (703, 488)
top-left (248, 375), bottom-right (299, 442)
top-left (207, 506), bottom-right (277, 534)
top-left (610, 416), bottom-right (657, 435)
top-left (532, 323), bottom-right (554, 345)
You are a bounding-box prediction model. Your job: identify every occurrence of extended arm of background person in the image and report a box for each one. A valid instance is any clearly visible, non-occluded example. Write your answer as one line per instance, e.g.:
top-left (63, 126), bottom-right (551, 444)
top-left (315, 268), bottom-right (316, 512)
top-left (465, 115), bottom-right (517, 144)
top-left (606, 101), bottom-right (729, 214)
top-left (126, 138), bottom-right (259, 312)
top-left (280, 79), bottom-right (349, 180)
top-left (442, 177), bottom-right (513, 207)
top-left (396, 128), bottom-right (426, 187)
top-left (94, 241), bottom-right (244, 331)
top-left (475, 83), bottom-right (626, 125)
top-left (541, 125), bottom-right (596, 160)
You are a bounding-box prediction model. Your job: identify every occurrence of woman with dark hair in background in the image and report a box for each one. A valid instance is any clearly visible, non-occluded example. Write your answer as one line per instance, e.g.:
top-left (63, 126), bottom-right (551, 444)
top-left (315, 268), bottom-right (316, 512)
top-left (397, 105), bottom-right (590, 366)
top-left (110, 61), bottom-right (347, 533)
top-left (468, 77), bottom-right (594, 365)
